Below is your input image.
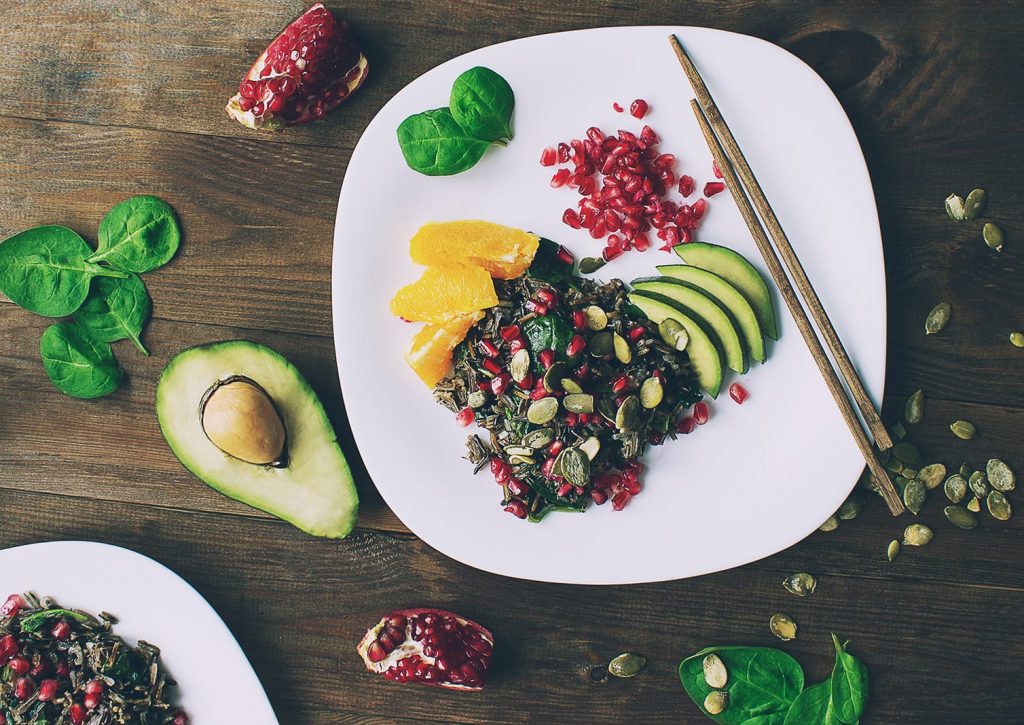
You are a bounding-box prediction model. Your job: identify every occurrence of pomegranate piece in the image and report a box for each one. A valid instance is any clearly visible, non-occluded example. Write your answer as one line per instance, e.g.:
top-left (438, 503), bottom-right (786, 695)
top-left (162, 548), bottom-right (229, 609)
top-left (357, 609), bottom-right (494, 691)
top-left (225, 3), bottom-right (368, 130)
top-left (729, 382), bottom-right (750, 404)
top-left (629, 99), bottom-right (649, 118)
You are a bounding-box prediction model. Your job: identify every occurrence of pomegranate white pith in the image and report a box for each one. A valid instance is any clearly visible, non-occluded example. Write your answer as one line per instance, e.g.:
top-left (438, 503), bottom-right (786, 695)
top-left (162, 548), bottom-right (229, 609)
top-left (225, 3), bottom-right (368, 130)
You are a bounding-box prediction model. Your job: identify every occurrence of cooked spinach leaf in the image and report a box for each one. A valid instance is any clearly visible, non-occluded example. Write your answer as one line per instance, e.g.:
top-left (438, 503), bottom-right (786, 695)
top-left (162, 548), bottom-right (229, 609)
top-left (397, 108), bottom-right (492, 176)
top-left (19, 608), bottom-right (90, 633)
top-left (40, 322), bottom-right (123, 399)
top-left (527, 238), bottom-right (575, 288)
top-left (89, 195), bottom-right (181, 273)
top-left (522, 314), bottom-right (573, 366)
top-left (74, 273), bottom-right (152, 354)
top-left (449, 66), bottom-right (514, 142)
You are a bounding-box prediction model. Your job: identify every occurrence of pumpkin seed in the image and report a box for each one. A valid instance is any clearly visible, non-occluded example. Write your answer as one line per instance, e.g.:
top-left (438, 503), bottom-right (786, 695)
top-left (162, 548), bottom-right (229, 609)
top-left (615, 395), bottom-right (639, 432)
top-left (904, 389), bottom-right (925, 424)
top-left (885, 457), bottom-right (905, 474)
top-left (950, 419), bottom-right (976, 440)
top-left (893, 475), bottom-right (910, 496)
top-left (551, 449), bottom-right (566, 478)
top-left (584, 305), bottom-right (608, 330)
top-left (467, 390), bottom-right (487, 409)
top-left (504, 446), bottom-right (534, 457)
top-left (543, 361), bottom-right (566, 392)
top-left (987, 491), bottom-right (1012, 521)
top-left (702, 653), bottom-right (728, 688)
top-left (560, 447), bottom-right (590, 487)
top-left (657, 317), bottom-right (689, 350)
top-left (917, 463), bottom-right (947, 490)
top-left (560, 378), bottom-right (583, 394)
top-left (589, 331), bottom-right (613, 357)
top-left (527, 397), bottom-right (559, 425)
top-left (509, 348), bottom-right (530, 383)
top-left (597, 396), bottom-right (617, 423)
top-left (982, 222), bottom-right (1004, 252)
top-left (578, 436), bottom-right (600, 461)
top-left (640, 377), bottom-right (664, 409)
top-left (887, 539), bottom-right (900, 562)
top-left (890, 422), bottom-right (907, 440)
top-left (963, 188), bottom-right (986, 220)
top-left (769, 613), bottom-right (797, 641)
top-left (704, 691), bottom-right (728, 715)
top-left (966, 496), bottom-right (982, 513)
top-left (986, 458), bottom-right (1015, 492)
top-left (613, 332), bottom-right (632, 363)
top-left (1011, 331), bottom-right (1024, 348)
top-left (944, 193), bottom-right (966, 221)
top-left (563, 393), bottom-right (595, 414)
top-left (819, 515), bottom-right (840, 532)
top-left (579, 257), bottom-right (606, 275)
top-left (783, 572), bottom-right (817, 597)
top-left (522, 428), bottom-right (554, 449)
top-left (903, 479), bottom-right (926, 515)
top-left (837, 498), bottom-right (861, 520)
top-left (893, 441), bottom-right (922, 467)
top-left (925, 302), bottom-right (951, 335)
top-left (902, 467), bottom-right (919, 480)
top-left (959, 463), bottom-right (974, 478)
top-left (969, 471), bottom-right (990, 499)
top-left (943, 474), bottom-right (968, 503)
top-left (903, 523), bottom-right (933, 546)
top-left (508, 454), bottom-right (536, 466)
top-left (608, 652), bottom-right (646, 678)
top-left (944, 505), bottom-right (978, 530)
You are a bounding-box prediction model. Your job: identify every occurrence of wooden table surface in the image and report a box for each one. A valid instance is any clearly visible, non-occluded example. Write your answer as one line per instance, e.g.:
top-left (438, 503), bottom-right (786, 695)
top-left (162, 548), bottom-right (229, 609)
top-left (1, 1), bottom-right (1022, 722)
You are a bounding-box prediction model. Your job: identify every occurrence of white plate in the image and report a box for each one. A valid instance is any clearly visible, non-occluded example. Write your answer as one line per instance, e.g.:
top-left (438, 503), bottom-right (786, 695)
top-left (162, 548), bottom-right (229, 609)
top-left (332, 26), bottom-right (886, 584)
top-left (0, 542), bottom-right (277, 723)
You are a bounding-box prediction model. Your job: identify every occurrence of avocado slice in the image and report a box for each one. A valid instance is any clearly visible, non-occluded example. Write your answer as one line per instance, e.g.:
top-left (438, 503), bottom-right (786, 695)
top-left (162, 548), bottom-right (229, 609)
top-left (628, 291), bottom-right (723, 398)
top-left (632, 277), bottom-right (747, 374)
top-left (657, 264), bottom-right (766, 364)
top-left (674, 242), bottom-right (778, 340)
top-left (156, 340), bottom-right (358, 538)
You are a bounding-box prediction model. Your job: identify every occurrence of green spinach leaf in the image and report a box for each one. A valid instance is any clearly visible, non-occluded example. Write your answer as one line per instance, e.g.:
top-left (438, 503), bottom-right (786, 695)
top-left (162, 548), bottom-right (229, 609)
top-left (680, 646), bottom-right (805, 725)
top-left (829, 634), bottom-right (868, 724)
top-left (784, 679), bottom-right (846, 725)
top-left (19, 608), bottom-right (90, 633)
top-left (40, 322), bottom-right (123, 399)
top-left (522, 314), bottom-right (573, 368)
top-left (74, 273), bottom-right (152, 354)
top-left (527, 238), bottom-right (575, 288)
top-left (397, 108), bottom-right (492, 176)
top-left (449, 66), bottom-right (514, 142)
top-left (88, 195), bottom-right (181, 273)
top-left (0, 226), bottom-right (127, 317)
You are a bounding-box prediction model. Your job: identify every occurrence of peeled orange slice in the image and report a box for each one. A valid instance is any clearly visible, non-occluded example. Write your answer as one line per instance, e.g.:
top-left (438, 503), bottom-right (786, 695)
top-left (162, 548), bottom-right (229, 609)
top-left (390, 263), bottom-right (498, 323)
top-left (405, 312), bottom-right (483, 387)
top-left (410, 220), bottom-right (540, 280)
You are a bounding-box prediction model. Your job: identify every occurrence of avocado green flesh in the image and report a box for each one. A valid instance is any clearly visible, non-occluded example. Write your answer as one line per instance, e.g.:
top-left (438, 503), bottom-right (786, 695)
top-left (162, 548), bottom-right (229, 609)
top-left (657, 264), bottom-right (766, 364)
top-left (632, 278), bottom-right (747, 374)
top-left (156, 340), bottom-right (358, 539)
top-left (674, 242), bottom-right (778, 340)
top-left (628, 292), bottom-right (723, 398)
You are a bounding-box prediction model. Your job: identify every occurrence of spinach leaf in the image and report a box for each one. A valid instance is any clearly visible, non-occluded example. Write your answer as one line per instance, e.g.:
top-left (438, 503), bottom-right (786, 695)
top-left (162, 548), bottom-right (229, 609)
top-left (522, 314), bottom-right (573, 368)
top-left (784, 679), bottom-right (846, 725)
top-left (527, 238), bottom-right (575, 288)
top-left (88, 195), bottom-right (181, 273)
top-left (19, 608), bottom-right (90, 633)
top-left (397, 108), bottom-right (492, 176)
top-left (680, 646), bottom-right (805, 725)
top-left (0, 226), bottom-right (127, 317)
top-left (40, 322), bottom-right (123, 399)
top-left (449, 66), bottom-right (514, 142)
top-left (829, 634), bottom-right (868, 724)
top-left (74, 273), bottom-right (152, 355)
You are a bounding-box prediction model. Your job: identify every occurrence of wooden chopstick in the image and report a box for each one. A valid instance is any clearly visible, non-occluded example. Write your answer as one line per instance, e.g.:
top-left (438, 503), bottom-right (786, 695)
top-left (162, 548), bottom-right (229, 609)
top-left (668, 36), bottom-right (893, 453)
top-left (668, 36), bottom-right (904, 515)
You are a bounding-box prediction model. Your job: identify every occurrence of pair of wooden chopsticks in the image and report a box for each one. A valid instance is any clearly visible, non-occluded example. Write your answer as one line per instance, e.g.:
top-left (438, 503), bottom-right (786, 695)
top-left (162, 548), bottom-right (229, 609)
top-left (668, 35), bottom-right (905, 516)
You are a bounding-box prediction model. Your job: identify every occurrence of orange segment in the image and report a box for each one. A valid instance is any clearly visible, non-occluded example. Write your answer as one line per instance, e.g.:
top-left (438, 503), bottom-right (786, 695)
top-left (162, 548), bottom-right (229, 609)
top-left (390, 263), bottom-right (498, 323)
top-left (405, 312), bottom-right (483, 387)
top-left (410, 220), bottom-right (540, 279)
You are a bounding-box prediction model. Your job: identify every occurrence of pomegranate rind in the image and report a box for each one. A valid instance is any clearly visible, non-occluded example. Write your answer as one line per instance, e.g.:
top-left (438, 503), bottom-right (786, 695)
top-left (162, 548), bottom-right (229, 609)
top-left (405, 312), bottom-right (484, 387)
top-left (409, 221), bottom-right (540, 280)
top-left (389, 264), bottom-right (498, 324)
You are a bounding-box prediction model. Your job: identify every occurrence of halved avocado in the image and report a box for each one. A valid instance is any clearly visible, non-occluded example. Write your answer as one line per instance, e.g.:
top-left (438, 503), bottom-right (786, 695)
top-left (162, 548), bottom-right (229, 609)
top-left (657, 264), bottom-right (766, 364)
top-left (156, 340), bottom-right (358, 538)
top-left (674, 242), bottom-right (778, 340)
top-left (632, 277), bottom-right (747, 374)
top-left (628, 291), bottom-right (723, 398)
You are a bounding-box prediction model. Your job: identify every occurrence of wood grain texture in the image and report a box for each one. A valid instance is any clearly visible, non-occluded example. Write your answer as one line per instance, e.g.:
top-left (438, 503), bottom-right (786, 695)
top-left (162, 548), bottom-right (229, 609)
top-left (0, 1), bottom-right (1022, 723)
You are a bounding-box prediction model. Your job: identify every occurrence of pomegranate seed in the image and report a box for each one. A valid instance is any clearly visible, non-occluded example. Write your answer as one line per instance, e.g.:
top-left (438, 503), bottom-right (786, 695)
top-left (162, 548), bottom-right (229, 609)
top-left (84, 692), bottom-right (101, 710)
top-left (566, 334), bottom-right (586, 358)
top-left (518, 372), bottom-right (534, 390)
top-left (627, 324), bottom-right (646, 341)
top-left (455, 407), bottom-right (474, 427)
top-left (547, 439), bottom-right (565, 456)
top-left (556, 483), bottom-right (574, 497)
top-left (540, 146), bottom-right (557, 166)
top-left (30, 659), bottom-right (49, 677)
top-left (539, 349), bottom-right (556, 369)
top-left (504, 501), bottom-right (528, 519)
top-left (575, 361), bottom-right (590, 379)
top-left (55, 660), bottom-right (70, 678)
top-left (563, 208), bottom-right (582, 229)
top-left (612, 102), bottom-right (623, 112)
top-left (479, 339), bottom-right (499, 358)
top-left (69, 704), bottom-right (86, 724)
top-left (0, 634), bottom-right (17, 657)
top-left (704, 181), bottom-right (726, 197)
top-left (633, 232), bottom-right (651, 251)
top-left (678, 175), bottom-right (695, 197)
top-left (564, 412), bottom-right (579, 427)
top-left (541, 457), bottom-right (557, 478)
top-left (507, 478), bottom-right (528, 497)
top-left (1, 594), bottom-right (22, 617)
top-left (556, 245), bottom-right (575, 266)
top-left (693, 197), bottom-right (708, 220)
top-left (14, 677), bottom-right (33, 701)
top-left (625, 478), bottom-right (641, 495)
top-left (557, 142), bottom-right (570, 163)
top-left (7, 657), bottom-right (29, 675)
top-left (693, 401), bottom-right (710, 425)
top-left (729, 383), bottom-right (750, 404)
top-left (530, 387), bottom-right (549, 401)
top-left (677, 417), bottom-right (697, 434)
top-left (586, 126), bottom-right (605, 144)
top-left (602, 245), bottom-right (624, 262)
top-left (37, 679), bottom-right (58, 702)
top-left (611, 491), bottom-right (632, 511)
top-left (590, 489), bottom-right (608, 504)
top-left (537, 288), bottom-right (558, 306)
top-left (527, 299), bottom-right (548, 316)
top-left (509, 337), bottom-right (526, 353)
top-left (713, 159), bottom-right (723, 178)
top-left (572, 310), bottom-right (587, 330)
top-left (499, 324), bottom-right (520, 341)
top-left (490, 373), bottom-right (511, 396)
top-left (550, 168), bottom-right (571, 188)
top-left (481, 357), bottom-right (501, 375)
top-left (611, 375), bottom-right (630, 394)
top-left (173, 714), bottom-right (189, 725)
top-left (490, 456), bottom-right (511, 484)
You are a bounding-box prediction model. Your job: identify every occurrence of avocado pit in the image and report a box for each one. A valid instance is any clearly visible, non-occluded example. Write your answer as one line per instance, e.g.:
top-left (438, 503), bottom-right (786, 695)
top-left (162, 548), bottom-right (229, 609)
top-left (201, 376), bottom-right (287, 466)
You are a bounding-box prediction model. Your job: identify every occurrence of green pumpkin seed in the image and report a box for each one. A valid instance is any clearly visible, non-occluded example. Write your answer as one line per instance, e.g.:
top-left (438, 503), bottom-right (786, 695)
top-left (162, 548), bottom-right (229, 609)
top-left (890, 422), bottom-right (907, 440)
top-left (615, 395), bottom-right (639, 432)
top-left (560, 447), bottom-right (590, 487)
top-left (589, 331), bottom-right (613, 357)
top-left (925, 302), bottom-right (951, 335)
top-left (769, 613), bottom-right (797, 641)
top-left (584, 305), bottom-right (608, 331)
top-left (959, 463), bottom-right (974, 478)
top-left (969, 471), bottom-right (990, 499)
top-left (467, 390), bottom-right (487, 409)
top-left (903, 480), bottom-right (926, 515)
top-left (837, 498), bottom-right (861, 520)
top-left (887, 539), bottom-right (900, 562)
top-left (943, 474), bottom-right (968, 503)
top-left (508, 454), bottom-right (536, 466)
top-left (945, 193), bottom-right (966, 221)
top-left (640, 377), bottom-right (664, 409)
top-left (963, 188), bottom-right (986, 220)
top-left (987, 491), bottom-right (1012, 521)
top-left (893, 441), bottom-right (922, 467)
top-left (982, 222), bottom-right (1004, 252)
top-left (893, 475), bottom-right (910, 496)
top-left (950, 419), bottom-right (976, 440)
top-left (783, 572), bottom-right (817, 597)
top-left (579, 256), bottom-right (606, 275)
top-left (563, 393), bottom-right (595, 414)
top-left (543, 361), bottom-right (566, 392)
top-left (704, 691), bottom-right (728, 715)
top-left (903, 523), bottom-right (933, 546)
top-left (509, 348), bottom-right (530, 383)
top-left (607, 652), bottom-right (646, 678)
top-left (657, 317), bottom-right (689, 350)
top-left (527, 397), bottom-right (559, 425)
top-left (702, 654), bottom-right (728, 688)
top-left (522, 428), bottom-right (554, 449)
top-left (917, 463), bottom-right (946, 490)
top-left (613, 332), bottom-right (632, 363)
top-left (1011, 331), bottom-right (1024, 348)
top-left (597, 396), bottom-right (617, 423)
top-left (904, 389), bottom-right (925, 424)
top-left (986, 459), bottom-right (1015, 492)
top-left (560, 378), bottom-right (583, 394)
top-left (819, 515), bottom-right (840, 532)
top-left (966, 496), bottom-right (982, 513)
top-left (885, 457), bottom-right (905, 474)
top-left (504, 446), bottom-right (534, 457)
top-left (944, 505), bottom-right (977, 530)
top-left (578, 436), bottom-right (600, 461)
top-left (902, 467), bottom-right (919, 480)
